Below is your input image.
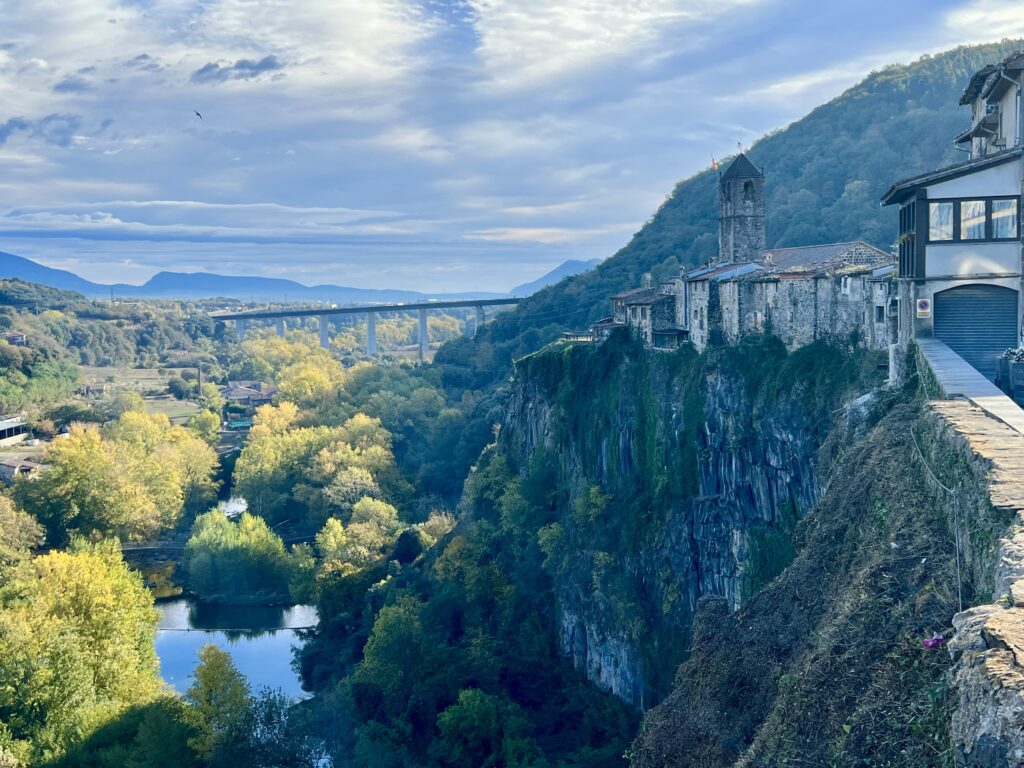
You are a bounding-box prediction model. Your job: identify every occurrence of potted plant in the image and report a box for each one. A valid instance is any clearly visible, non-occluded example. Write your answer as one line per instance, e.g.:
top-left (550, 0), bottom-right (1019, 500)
top-left (1003, 347), bottom-right (1024, 403)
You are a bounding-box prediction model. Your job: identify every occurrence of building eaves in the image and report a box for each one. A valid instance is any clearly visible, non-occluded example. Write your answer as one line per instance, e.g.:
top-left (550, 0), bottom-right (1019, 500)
top-left (623, 289), bottom-right (673, 305)
top-left (880, 147), bottom-right (1024, 206)
top-left (960, 63), bottom-right (999, 105)
top-left (610, 287), bottom-right (657, 301)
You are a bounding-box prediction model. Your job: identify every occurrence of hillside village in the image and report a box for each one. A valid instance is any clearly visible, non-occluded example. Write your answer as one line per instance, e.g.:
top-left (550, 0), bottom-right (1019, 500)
top-left (595, 49), bottom-right (1024, 387)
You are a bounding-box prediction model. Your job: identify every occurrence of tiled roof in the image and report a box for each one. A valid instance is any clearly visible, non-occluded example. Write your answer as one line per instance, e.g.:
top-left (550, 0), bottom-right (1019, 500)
top-left (686, 262), bottom-right (763, 281)
top-left (610, 287), bottom-right (657, 301)
top-left (622, 288), bottom-right (673, 305)
top-left (760, 241), bottom-right (886, 270)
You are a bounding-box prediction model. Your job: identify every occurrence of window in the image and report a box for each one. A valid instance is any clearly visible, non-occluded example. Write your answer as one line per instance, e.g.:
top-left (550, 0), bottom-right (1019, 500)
top-left (929, 202), bottom-right (953, 241)
top-left (960, 200), bottom-right (986, 239)
top-left (743, 180), bottom-right (754, 202)
top-left (993, 198), bottom-right (1019, 239)
top-left (928, 197), bottom-right (1019, 242)
top-left (874, 306), bottom-right (885, 323)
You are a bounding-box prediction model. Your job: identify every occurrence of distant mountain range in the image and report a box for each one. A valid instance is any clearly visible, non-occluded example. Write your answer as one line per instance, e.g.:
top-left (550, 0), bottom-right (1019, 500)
top-left (0, 252), bottom-right (601, 303)
top-left (509, 259), bottom-right (601, 297)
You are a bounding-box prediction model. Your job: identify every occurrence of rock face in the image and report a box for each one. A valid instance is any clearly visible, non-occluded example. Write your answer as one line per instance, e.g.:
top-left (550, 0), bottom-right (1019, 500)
top-left (502, 337), bottom-right (871, 708)
top-left (930, 401), bottom-right (1024, 768)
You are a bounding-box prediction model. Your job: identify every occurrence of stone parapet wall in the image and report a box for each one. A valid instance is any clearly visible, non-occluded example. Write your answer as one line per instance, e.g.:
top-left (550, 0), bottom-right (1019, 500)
top-left (925, 400), bottom-right (1024, 767)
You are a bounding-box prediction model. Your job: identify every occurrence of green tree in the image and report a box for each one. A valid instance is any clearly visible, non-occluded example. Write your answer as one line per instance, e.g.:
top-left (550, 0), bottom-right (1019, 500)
top-left (187, 409), bottom-right (222, 447)
top-left (185, 645), bottom-right (251, 762)
top-left (0, 542), bottom-right (161, 763)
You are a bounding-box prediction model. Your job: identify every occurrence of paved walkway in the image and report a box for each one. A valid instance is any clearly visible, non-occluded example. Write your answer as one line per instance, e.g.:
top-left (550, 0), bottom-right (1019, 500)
top-left (918, 338), bottom-right (1024, 436)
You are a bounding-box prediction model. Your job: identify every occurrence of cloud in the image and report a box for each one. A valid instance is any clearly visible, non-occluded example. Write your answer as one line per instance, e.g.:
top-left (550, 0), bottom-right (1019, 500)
top-left (0, 199), bottom-right (409, 243)
top-left (0, 118), bottom-right (32, 144)
top-left (53, 74), bottom-right (91, 92)
top-left (125, 53), bottom-right (160, 71)
top-left (465, 0), bottom-right (763, 89)
top-left (946, 1), bottom-right (1024, 40)
top-left (0, 114), bottom-right (82, 146)
top-left (190, 54), bottom-right (285, 83)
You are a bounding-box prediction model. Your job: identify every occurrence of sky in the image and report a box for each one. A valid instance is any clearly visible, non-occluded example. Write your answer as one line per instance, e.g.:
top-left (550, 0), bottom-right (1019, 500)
top-left (0, 0), bottom-right (1022, 292)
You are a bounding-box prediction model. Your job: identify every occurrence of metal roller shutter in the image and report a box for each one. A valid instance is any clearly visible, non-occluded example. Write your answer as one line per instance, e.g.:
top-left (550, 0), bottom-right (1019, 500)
top-left (934, 284), bottom-right (1019, 381)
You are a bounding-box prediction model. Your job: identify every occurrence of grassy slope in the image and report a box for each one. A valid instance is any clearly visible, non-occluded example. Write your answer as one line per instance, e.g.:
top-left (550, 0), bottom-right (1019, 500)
top-left (436, 40), bottom-right (1024, 389)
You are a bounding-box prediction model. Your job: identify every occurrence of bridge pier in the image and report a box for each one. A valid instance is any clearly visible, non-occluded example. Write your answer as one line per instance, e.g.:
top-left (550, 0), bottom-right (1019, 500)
top-left (276, 318), bottom-right (285, 338)
top-left (367, 312), bottom-right (377, 355)
top-left (319, 315), bottom-right (330, 349)
top-left (418, 308), bottom-right (428, 361)
top-left (236, 318), bottom-right (248, 338)
top-left (474, 305), bottom-right (485, 338)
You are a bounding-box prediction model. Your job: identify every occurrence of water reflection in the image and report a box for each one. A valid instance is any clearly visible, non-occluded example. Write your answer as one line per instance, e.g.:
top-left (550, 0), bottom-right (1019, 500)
top-left (155, 598), bottom-right (317, 697)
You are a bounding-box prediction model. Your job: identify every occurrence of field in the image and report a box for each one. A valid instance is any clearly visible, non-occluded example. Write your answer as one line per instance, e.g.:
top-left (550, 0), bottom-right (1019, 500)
top-left (79, 365), bottom-right (200, 424)
top-left (80, 365), bottom-right (173, 392)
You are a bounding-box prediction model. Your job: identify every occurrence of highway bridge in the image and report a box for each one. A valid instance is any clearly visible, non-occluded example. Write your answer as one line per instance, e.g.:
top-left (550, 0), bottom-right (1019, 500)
top-left (210, 297), bottom-right (521, 359)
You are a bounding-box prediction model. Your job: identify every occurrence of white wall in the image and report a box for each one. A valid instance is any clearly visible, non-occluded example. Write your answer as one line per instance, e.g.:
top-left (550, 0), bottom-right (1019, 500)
top-left (925, 242), bottom-right (1021, 277)
top-left (927, 159), bottom-right (1021, 198)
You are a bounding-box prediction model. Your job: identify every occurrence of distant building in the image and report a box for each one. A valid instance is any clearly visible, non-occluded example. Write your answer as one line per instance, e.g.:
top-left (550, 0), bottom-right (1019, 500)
top-left (882, 51), bottom-right (1023, 380)
top-left (591, 153), bottom-right (895, 353)
top-left (221, 381), bottom-right (277, 412)
top-left (0, 458), bottom-right (44, 484)
top-left (0, 416), bottom-right (29, 446)
top-left (2, 332), bottom-right (26, 347)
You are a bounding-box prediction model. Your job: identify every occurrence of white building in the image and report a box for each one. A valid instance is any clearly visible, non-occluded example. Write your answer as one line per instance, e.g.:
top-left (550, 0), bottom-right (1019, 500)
top-left (882, 52), bottom-right (1023, 380)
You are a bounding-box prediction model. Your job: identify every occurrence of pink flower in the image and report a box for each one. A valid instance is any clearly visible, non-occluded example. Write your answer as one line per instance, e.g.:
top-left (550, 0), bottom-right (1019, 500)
top-left (922, 633), bottom-right (945, 649)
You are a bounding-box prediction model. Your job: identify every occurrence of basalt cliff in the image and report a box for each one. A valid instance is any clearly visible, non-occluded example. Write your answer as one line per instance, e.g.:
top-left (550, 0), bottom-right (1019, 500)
top-left (498, 332), bottom-right (1024, 766)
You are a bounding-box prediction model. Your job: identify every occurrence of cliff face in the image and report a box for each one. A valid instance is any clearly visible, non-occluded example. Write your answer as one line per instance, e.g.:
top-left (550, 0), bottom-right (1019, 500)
top-left (629, 389), bottom-right (1021, 767)
top-left (501, 332), bottom-right (884, 708)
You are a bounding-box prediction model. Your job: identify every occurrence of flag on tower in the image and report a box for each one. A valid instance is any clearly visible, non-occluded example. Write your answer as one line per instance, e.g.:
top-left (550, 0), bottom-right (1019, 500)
top-left (711, 154), bottom-right (719, 170)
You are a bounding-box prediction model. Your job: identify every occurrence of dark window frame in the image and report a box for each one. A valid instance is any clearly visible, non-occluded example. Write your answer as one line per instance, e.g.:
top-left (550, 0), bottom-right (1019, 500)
top-left (926, 195), bottom-right (1020, 244)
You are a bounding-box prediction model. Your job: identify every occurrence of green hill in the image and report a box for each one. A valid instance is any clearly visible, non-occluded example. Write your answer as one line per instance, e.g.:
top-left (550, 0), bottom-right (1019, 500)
top-left (435, 39), bottom-right (1024, 390)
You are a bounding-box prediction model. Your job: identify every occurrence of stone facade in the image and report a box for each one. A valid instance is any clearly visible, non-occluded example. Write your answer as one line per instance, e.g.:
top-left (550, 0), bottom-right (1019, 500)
top-left (718, 153), bottom-right (766, 265)
top-left (592, 151), bottom-right (898, 355)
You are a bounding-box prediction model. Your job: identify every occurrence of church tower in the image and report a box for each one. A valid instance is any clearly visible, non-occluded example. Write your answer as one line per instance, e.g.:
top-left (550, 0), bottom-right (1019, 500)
top-left (717, 153), bottom-right (765, 265)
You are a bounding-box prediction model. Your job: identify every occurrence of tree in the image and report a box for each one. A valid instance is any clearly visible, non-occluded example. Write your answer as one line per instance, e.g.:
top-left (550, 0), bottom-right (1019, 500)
top-left (187, 409), bottom-right (222, 447)
top-left (183, 511), bottom-right (295, 601)
top-left (14, 414), bottom-right (218, 543)
top-left (198, 382), bottom-right (226, 414)
top-left (315, 518), bottom-right (347, 564)
top-left (0, 543), bottom-right (161, 763)
top-left (185, 645), bottom-right (251, 762)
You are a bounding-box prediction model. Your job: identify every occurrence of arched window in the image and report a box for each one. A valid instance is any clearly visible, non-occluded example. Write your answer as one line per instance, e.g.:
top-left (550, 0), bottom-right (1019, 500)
top-left (743, 180), bottom-right (754, 202)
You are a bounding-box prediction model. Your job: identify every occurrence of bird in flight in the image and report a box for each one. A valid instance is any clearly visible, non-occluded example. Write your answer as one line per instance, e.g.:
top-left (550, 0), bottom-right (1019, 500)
top-left (193, 109), bottom-right (203, 120)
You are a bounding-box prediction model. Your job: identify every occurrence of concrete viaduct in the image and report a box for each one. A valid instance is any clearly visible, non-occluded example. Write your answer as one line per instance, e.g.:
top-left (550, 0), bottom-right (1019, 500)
top-left (210, 298), bottom-right (520, 360)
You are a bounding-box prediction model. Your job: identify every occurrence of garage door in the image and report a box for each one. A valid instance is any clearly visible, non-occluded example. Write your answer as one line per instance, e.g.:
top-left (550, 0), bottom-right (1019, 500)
top-left (934, 284), bottom-right (1019, 380)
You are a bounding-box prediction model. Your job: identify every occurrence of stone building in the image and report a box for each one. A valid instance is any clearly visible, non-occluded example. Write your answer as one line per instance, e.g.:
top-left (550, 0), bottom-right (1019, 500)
top-left (592, 152), bottom-right (895, 353)
top-left (718, 154), bottom-right (766, 265)
top-left (882, 51), bottom-right (1023, 380)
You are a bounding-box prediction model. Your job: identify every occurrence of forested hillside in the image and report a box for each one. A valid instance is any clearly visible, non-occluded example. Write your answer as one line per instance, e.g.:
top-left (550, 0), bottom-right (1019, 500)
top-left (436, 40), bottom-right (1024, 392)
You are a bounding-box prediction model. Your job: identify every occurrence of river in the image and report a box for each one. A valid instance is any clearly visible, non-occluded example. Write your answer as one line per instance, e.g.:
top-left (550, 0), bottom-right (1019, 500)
top-left (155, 598), bottom-right (317, 698)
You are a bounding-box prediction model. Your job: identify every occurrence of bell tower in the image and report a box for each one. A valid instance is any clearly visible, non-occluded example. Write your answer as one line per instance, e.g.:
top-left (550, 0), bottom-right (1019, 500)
top-left (717, 153), bottom-right (765, 265)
